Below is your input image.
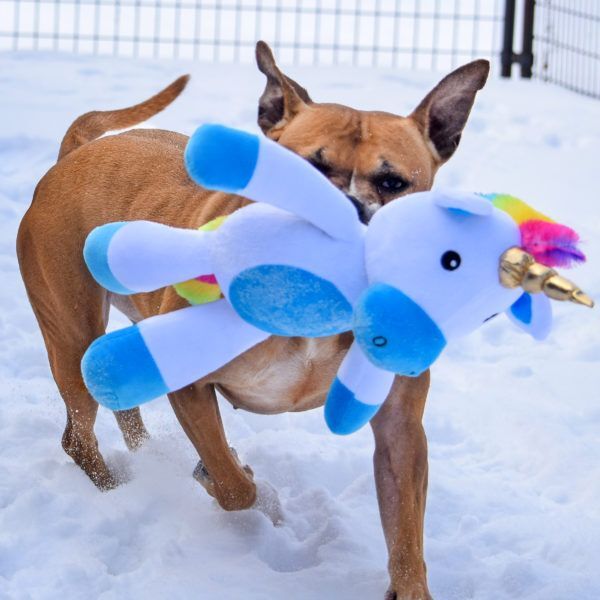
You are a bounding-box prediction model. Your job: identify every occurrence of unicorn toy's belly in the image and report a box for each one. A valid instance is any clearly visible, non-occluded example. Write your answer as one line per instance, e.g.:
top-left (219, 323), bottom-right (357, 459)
top-left (210, 203), bottom-right (367, 337)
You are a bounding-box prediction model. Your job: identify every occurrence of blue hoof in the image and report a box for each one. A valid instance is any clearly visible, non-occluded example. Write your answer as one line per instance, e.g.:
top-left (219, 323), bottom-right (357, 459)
top-left (81, 325), bottom-right (168, 410)
top-left (83, 222), bottom-right (132, 295)
top-left (185, 124), bottom-right (260, 193)
top-left (325, 378), bottom-right (382, 435)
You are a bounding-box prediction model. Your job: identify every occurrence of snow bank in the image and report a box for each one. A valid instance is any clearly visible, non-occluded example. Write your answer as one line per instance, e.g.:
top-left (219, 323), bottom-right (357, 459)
top-left (0, 52), bottom-right (599, 599)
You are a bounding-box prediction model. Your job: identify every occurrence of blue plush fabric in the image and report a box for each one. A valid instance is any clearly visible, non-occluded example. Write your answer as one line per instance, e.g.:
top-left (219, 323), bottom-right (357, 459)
top-left (510, 292), bottom-right (533, 325)
top-left (353, 283), bottom-right (446, 376)
top-left (81, 326), bottom-right (168, 411)
top-left (228, 265), bottom-right (353, 337)
top-left (83, 222), bottom-right (132, 295)
top-left (325, 378), bottom-right (382, 435)
top-left (185, 124), bottom-right (260, 193)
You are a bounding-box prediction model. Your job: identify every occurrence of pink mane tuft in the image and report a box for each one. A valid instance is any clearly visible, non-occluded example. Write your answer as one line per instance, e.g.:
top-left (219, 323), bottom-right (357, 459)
top-left (520, 220), bottom-right (586, 268)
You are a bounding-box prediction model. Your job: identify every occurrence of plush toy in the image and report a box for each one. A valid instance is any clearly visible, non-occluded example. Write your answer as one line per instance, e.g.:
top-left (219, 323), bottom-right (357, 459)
top-left (81, 124), bottom-right (593, 435)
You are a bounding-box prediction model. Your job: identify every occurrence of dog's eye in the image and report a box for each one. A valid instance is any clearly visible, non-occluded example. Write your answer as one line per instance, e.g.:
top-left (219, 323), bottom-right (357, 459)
top-left (374, 174), bottom-right (408, 195)
top-left (309, 159), bottom-right (332, 177)
top-left (441, 250), bottom-right (461, 271)
top-left (307, 148), bottom-right (332, 178)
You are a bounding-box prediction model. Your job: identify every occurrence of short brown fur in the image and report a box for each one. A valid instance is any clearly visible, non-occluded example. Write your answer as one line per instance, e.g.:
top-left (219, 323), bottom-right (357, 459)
top-left (17, 42), bottom-right (489, 599)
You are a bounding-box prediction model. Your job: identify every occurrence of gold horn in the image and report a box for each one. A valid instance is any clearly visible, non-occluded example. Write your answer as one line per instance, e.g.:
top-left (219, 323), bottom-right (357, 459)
top-left (499, 247), bottom-right (594, 308)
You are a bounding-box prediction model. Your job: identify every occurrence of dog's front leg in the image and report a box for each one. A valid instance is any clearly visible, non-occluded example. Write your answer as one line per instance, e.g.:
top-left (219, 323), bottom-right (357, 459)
top-left (169, 382), bottom-right (257, 511)
top-left (371, 371), bottom-right (432, 600)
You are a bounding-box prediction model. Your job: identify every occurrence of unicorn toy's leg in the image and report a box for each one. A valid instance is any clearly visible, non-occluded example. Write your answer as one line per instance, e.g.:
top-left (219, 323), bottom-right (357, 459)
top-left (325, 341), bottom-right (395, 435)
top-left (81, 299), bottom-right (269, 411)
top-left (84, 220), bottom-right (214, 294)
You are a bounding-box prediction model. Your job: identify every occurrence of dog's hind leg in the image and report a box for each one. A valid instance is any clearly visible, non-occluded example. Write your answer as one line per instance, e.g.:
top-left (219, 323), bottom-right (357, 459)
top-left (25, 291), bottom-right (117, 490)
top-left (17, 216), bottom-right (118, 490)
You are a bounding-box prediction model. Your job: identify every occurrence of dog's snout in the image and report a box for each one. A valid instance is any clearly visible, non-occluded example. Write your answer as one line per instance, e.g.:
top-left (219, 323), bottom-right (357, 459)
top-left (346, 194), bottom-right (371, 224)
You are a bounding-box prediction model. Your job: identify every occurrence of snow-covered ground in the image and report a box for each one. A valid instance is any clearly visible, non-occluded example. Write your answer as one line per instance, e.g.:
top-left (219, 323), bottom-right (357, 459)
top-left (1, 52), bottom-right (599, 600)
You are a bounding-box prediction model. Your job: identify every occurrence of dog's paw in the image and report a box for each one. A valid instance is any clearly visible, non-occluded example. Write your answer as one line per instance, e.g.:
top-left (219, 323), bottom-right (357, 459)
top-left (385, 587), bottom-right (433, 600)
top-left (254, 479), bottom-right (284, 526)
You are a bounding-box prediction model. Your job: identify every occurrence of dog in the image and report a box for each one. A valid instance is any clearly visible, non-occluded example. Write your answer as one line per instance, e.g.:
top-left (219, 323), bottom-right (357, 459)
top-left (17, 41), bottom-right (489, 599)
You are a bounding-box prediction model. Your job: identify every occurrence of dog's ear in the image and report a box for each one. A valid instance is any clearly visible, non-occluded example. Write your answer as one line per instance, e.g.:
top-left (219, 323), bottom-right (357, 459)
top-left (410, 59), bottom-right (490, 163)
top-left (255, 41), bottom-right (312, 139)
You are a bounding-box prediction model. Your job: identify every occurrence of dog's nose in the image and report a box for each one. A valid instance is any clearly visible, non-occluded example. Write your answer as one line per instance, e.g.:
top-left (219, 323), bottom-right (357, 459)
top-left (346, 194), bottom-right (370, 224)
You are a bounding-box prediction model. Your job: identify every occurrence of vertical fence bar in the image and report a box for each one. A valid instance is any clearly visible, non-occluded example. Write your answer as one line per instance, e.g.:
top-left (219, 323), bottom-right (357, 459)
top-left (521, 0), bottom-right (535, 77)
top-left (314, 0), bottom-right (322, 66)
top-left (233, 0), bottom-right (242, 63)
top-left (451, 0), bottom-right (460, 68)
top-left (392, 0), bottom-right (401, 69)
top-left (174, 0), bottom-right (182, 60)
top-left (501, 0), bottom-right (516, 77)
top-left (431, 0), bottom-right (440, 70)
top-left (333, 0), bottom-right (341, 65)
top-left (352, 0), bottom-right (360, 67)
top-left (12, 0), bottom-right (19, 50)
top-left (74, 0), bottom-right (81, 53)
top-left (292, 0), bottom-right (300, 65)
top-left (33, 0), bottom-right (40, 51)
top-left (114, 0), bottom-right (121, 56)
top-left (412, 0), bottom-right (420, 69)
top-left (372, 0), bottom-right (381, 68)
top-left (53, 0), bottom-right (60, 51)
top-left (472, 0), bottom-right (481, 60)
top-left (133, 0), bottom-right (141, 58)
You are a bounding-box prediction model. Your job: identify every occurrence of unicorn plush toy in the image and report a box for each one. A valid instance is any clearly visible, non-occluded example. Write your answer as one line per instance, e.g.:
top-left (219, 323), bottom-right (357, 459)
top-left (81, 124), bottom-right (593, 434)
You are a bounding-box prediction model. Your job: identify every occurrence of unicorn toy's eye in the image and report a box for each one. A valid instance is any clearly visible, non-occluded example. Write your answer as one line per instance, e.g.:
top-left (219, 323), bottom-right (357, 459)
top-left (441, 250), bottom-right (461, 271)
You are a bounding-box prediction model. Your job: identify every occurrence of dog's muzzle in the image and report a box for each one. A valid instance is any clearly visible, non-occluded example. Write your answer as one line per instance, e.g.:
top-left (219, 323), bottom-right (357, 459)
top-left (346, 194), bottom-right (371, 224)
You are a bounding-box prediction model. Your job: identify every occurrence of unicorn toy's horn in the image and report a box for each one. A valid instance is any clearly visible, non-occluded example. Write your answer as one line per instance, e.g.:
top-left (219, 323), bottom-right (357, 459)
top-left (499, 247), bottom-right (594, 308)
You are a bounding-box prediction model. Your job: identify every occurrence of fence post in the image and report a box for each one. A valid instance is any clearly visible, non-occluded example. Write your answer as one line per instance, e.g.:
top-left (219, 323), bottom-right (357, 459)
top-left (521, 0), bottom-right (536, 77)
top-left (501, 0), bottom-right (516, 77)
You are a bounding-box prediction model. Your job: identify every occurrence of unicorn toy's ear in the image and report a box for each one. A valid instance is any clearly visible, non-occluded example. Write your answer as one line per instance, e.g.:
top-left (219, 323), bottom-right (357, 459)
top-left (433, 189), bottom-right (494, 216)
top-left (506, 292), bottom-right (553, 340)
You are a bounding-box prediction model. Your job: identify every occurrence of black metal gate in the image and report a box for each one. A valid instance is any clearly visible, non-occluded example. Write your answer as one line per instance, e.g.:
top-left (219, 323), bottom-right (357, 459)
top-left (502, 0), bottom-right (600, 99)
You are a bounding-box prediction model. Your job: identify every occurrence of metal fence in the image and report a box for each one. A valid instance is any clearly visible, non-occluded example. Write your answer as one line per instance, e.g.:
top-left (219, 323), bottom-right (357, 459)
top-left (533, 0), bottom-right (600, 99)
top-left (0, 0), bottom-right (504, 70)
top-left (1, 1), bottom-right (599, 99)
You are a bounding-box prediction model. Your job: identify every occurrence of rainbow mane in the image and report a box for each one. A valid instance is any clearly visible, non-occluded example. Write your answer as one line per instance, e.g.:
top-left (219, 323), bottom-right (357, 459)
top-left (482, 193), bottom-right (586, 268)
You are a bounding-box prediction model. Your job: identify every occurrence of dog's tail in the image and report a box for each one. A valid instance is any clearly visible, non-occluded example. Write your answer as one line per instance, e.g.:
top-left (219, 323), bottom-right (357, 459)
top-left (57, 74), bottom-right (190, 161)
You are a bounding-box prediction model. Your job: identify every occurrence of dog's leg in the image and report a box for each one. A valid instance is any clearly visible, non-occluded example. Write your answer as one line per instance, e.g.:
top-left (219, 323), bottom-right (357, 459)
top-left (31, 299), bottom-right (117, 490)
top-left (40, 315), bottom-right (118, 490)
top-left (371, 371), bottom-right (432, 600)
top-left (113, 408), bottom-right (149, 451)
top-left (17, 218), bottom-right (118, 490)
top-left (168, 383), bottom-right (257, 511)
top-left (59, 374), bottom-right (117, 491)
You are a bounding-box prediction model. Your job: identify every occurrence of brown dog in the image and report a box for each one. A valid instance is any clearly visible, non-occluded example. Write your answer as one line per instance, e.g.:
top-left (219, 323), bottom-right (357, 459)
top-left (17, 42), bottom-right (489, 599)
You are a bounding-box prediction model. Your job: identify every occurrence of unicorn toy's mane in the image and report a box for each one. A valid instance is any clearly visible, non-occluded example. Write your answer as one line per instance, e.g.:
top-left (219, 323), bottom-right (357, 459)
top-left (482, 193), bottom-right (586, 268)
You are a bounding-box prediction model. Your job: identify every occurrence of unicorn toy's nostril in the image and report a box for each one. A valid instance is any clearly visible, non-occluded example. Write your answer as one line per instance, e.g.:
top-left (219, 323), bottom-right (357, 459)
top-left (372, 336), bottom-right (387, 347)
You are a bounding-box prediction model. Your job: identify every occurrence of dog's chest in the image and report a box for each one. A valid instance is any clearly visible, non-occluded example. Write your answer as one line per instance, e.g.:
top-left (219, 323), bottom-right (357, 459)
top-left (215, 335), bottom-right (351, 414)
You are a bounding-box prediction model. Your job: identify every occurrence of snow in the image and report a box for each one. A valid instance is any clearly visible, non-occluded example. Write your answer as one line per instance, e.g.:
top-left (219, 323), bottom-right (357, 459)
top-left (1, 51), bottom-right (599, 600)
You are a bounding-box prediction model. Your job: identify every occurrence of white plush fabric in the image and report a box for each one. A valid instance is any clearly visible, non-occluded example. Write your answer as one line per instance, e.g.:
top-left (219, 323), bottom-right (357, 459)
top-left (209, 203), bottom-right (368, 307)
top-left (138, 299), bottom-right (269, 391)
top-left (240, 135), bottom-right (364, 242)
top-left (336, 342), bottom-right (395, 406)
top-left (108, 221), bottom-right (213, 293)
